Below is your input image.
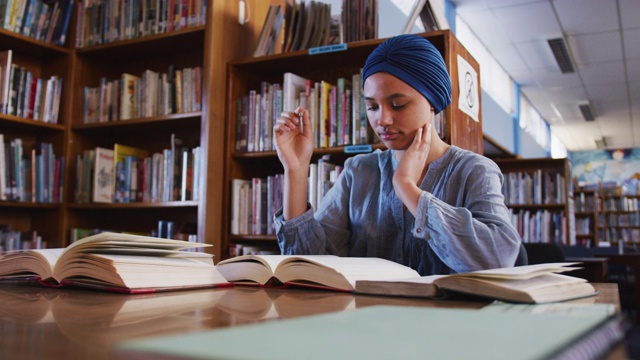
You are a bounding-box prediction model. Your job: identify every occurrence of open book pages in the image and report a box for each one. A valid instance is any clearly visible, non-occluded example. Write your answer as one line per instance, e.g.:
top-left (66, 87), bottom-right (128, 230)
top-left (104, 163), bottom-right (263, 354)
top-left (0, 232), bottom-right (228, 293)
top-left (355, 262), bottom-right (598, 304)
top-left (215, 255), bottom-right (420, 292)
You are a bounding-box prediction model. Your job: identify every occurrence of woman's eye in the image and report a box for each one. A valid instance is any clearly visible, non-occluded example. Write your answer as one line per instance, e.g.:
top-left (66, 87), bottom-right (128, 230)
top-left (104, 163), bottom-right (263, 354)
top-left (366, 105), bottom-right (378, 111)
top-left (392, 103), bottom-right (407, 109)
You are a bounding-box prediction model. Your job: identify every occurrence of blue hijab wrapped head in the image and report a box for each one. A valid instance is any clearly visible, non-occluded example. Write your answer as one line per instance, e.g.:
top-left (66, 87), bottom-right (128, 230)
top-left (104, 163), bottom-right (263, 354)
top-left (362, 34), bottom-right (452, 113)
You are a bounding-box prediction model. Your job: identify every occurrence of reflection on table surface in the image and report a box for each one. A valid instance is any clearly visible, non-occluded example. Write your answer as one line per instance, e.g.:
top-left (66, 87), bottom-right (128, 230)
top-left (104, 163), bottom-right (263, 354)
top-left (0, 283), bottom-right (619, 360)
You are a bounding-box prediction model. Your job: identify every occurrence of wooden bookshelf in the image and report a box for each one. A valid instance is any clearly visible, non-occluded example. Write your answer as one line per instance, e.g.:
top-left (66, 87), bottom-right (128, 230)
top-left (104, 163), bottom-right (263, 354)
top-left (0, 1), bottom-right (261, 257)
top-left (494, 158), bottom-right (574, 245)
top-left (599, 191), bottom-right (640, 245)
top-left (0, 24), bottom-right (71, 249)
top-left (223, 30), bottom-right (483, 259)
top-left (574, 188), bottom-right (600, 247)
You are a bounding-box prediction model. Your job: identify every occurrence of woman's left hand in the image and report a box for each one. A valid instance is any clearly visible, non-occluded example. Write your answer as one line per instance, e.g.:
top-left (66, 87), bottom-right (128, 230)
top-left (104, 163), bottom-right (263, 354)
top-left (393, 123), bottom-right (432, 214)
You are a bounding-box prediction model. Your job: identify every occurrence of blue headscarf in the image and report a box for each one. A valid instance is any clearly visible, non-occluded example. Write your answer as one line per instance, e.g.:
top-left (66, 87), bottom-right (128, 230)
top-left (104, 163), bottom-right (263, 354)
top-left (362, 34), bottom-right (452, 113)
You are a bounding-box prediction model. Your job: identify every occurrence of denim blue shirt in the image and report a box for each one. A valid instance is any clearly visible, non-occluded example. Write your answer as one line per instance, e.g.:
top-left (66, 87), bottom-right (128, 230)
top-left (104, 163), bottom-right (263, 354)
top-left (274, 146), bottom-right (522, 276)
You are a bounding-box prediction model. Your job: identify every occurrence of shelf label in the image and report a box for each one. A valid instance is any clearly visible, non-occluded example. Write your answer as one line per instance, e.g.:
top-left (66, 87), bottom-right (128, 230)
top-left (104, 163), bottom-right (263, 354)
top-left (344, 145), bottom-right (373, 154)
top-left (309, 43), bottom-right (348, 55)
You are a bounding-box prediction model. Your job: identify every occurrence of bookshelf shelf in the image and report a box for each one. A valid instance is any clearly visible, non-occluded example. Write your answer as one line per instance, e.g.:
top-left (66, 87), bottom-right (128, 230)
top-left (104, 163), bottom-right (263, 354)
top-left (495, 158), bottom-right (573, 245)
top-left (223, 30), bottom-right (483, 259)
top-left (67, 201), bottom-right (199, 209)
top-left (1, 0), bottom-right (258, 255)
top-left (0, 114), bottom-right (66, 131)
top-left (0, 201), bottom-right (60, 209)
top-left (574, 189), bottom-right (600, 247)
top-left (0, 29), bottom-right (71, 57)
top-left (75, 26), bottom-right (206, 59)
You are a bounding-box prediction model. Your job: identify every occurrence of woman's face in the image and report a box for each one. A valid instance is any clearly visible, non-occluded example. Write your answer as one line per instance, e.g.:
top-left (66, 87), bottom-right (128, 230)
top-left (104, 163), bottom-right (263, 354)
top-left (363, 72), bottom-right (434, 151)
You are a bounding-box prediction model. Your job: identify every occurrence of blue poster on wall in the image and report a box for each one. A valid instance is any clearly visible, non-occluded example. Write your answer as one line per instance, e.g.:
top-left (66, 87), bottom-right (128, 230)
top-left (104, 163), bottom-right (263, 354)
top-left (569, 148), bottom-right (640, 194)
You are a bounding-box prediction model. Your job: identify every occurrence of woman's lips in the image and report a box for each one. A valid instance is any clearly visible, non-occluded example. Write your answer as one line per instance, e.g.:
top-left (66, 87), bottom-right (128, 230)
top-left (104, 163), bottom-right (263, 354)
top-left (379, 131), bottom-right (399, 141)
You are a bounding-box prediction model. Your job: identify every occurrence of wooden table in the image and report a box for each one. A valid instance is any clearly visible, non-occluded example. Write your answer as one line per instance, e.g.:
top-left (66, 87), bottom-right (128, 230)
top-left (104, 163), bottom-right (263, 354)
top-left (0, 283), bottom-right (626, 360)
top-left (595, 253), bottom-right (640, 324)
top-left (565, 257), bottom-right (609, 283)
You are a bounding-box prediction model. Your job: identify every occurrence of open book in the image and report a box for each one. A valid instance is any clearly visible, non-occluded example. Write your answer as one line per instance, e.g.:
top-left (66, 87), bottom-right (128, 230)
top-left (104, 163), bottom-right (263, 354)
top-left (0, 232), bottom-right (230, 293)
top-left (355, 262), bottom-right (598, 304)
top-left (215, 255), bottom-right (420, 292)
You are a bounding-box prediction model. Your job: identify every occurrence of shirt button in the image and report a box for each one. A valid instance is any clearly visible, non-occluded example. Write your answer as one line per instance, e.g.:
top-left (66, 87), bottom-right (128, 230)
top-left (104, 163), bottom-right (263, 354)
top-left (416, 228), bottom-right (422, 234)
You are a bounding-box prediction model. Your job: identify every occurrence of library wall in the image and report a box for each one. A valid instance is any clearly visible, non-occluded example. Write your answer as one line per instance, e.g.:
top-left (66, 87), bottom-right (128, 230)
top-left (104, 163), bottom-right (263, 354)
top-left (481, 89), bottom-right (515, 155)
top-left (519, 129), bottom-right (549, 159)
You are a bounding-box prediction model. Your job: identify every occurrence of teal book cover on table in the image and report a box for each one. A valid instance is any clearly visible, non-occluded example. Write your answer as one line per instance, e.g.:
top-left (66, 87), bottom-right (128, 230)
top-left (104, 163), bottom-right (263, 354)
top-left (116, 305), bottom-right (623, 360)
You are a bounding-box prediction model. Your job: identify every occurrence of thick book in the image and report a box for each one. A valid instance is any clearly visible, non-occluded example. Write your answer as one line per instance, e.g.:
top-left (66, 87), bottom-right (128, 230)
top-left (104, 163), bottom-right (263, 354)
top-left (92, 146), bottom-right (114, 203)
top-left (0, 232), bottom-right (230, 293)
top-left (355, 262), bottom-right (599, 304)
top-left (215, 255), bottom-right (420, 292)
top-left (117, 305), bottom-right (624, 360)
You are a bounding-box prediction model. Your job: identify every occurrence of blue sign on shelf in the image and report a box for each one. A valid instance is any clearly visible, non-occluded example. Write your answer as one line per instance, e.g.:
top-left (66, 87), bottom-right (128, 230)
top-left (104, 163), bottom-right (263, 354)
top-left (309, 43), bottom-right (348, 55)
top-left (344, 145), bottom-right (373, 154)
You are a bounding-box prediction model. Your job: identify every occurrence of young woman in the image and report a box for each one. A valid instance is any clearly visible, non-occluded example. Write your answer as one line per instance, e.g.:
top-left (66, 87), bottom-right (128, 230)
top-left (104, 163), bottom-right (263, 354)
top-left (272, 34), bottom-right (523, 275)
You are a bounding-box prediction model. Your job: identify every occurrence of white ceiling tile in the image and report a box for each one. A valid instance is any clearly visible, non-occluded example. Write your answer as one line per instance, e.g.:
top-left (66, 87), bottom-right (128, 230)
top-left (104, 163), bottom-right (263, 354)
top-left (545, 85), bottom-right (588, 103)
top-left (585, 82), bottom-right (629, 102)
top-left (629, 80), bottom-right (640, 99)
top-left (579, 60), bottom-right (626, 85)
top-left (492, 2), bottom-right (562, 43)
top-left (623, 27), bottom-right (640, 59)
top-left (553, 0), bottom-right (619, 34)
top-left (486, 0), bottom-right (544, 9)
top-left (456, 9), bottom-right (513, 49)
top-left (554, 103), bottom-right (584, 123)
top-left (598, 99), bottom-right (631, 120)
top-left (605, 132), bottom-right (635, 149)
top-left (513, 40), bottom-right (560, 70)
top-left (620, 0), bottom-right (640, 29)
top-left (450, 0), bottom-right (490, 13)
top-left (488, 46), bottom-right (530, 74)
top-left (567, 31), bottom-right (623, 66)
top-left (599, 120), bottom-right (633, 139)
top-left (627, 59), bottom-right (640, 82)
top-left (531, 71), bottom-right (582, 88)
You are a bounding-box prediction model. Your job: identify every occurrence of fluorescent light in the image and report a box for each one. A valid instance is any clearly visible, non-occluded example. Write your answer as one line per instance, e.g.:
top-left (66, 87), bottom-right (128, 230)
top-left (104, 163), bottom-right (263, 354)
top-left (548, 38), bottom-right (575, 73)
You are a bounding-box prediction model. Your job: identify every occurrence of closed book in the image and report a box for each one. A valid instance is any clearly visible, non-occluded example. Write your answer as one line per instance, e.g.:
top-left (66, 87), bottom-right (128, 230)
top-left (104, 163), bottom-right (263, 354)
top-left (117, 304), bottom-right (624, 360)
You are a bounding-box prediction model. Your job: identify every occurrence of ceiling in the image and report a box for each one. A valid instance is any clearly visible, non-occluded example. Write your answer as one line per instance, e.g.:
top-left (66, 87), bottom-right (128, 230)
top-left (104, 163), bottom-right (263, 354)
top-left (449, 0), bottom-right (640, 152)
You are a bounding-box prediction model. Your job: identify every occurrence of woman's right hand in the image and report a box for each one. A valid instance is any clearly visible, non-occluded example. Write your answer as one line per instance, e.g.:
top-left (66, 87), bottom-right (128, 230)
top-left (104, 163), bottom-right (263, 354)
top-left (274, 106), bottom-right (314, 173)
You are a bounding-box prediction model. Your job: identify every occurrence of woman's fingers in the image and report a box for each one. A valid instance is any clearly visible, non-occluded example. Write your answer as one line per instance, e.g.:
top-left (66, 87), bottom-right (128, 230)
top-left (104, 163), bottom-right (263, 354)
top-left (274, 111), bottom-right (300, 132)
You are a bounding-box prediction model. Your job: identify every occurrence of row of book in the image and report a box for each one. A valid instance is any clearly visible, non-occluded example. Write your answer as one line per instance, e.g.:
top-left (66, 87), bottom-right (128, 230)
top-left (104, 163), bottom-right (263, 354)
top-left (0, 135), bottom-right (64, 203)
top-left (253, 0), bottom-right (378, 57)
top-left (230, 175), bottom-right (283, 236)
top-left (339, 0), bottom-right (377, 43)
top-left (574, 191), bottom-right (600, 213)
top-left (70, 221), bottom-right (198, 243)
top-left (230, 156), bottom-right (343, 236)
top-left (501, 170), bottom-right (567, 206)
top-left (599, 228), bottom-right (640, 244)
top-left (602, 196), bottom-right (639, 212)
top-left (601, 212), bottom-right (639, 227)
top-left (0, 0), bottom-right (73, 46)
top-left (0, 227), bottom-right (44, 253)
top-left (75, 0), bottom-right (207, 48)
top-left (74, 135), bottom-right (200, 204)
top-left (0, 50), bottom-right (63, 123)
top-left (281, 0), bottom-right (333, 53)
top-left (574, 216), bottom-right (592, 236)
top-left (83, 66), bottom-right (201, 123)
top-left (235, 71), bottom-right (378, 153)
top-left (228, 243), bottom-right (279, 258)
top-left (508, 208), bottom-right (569, 245)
